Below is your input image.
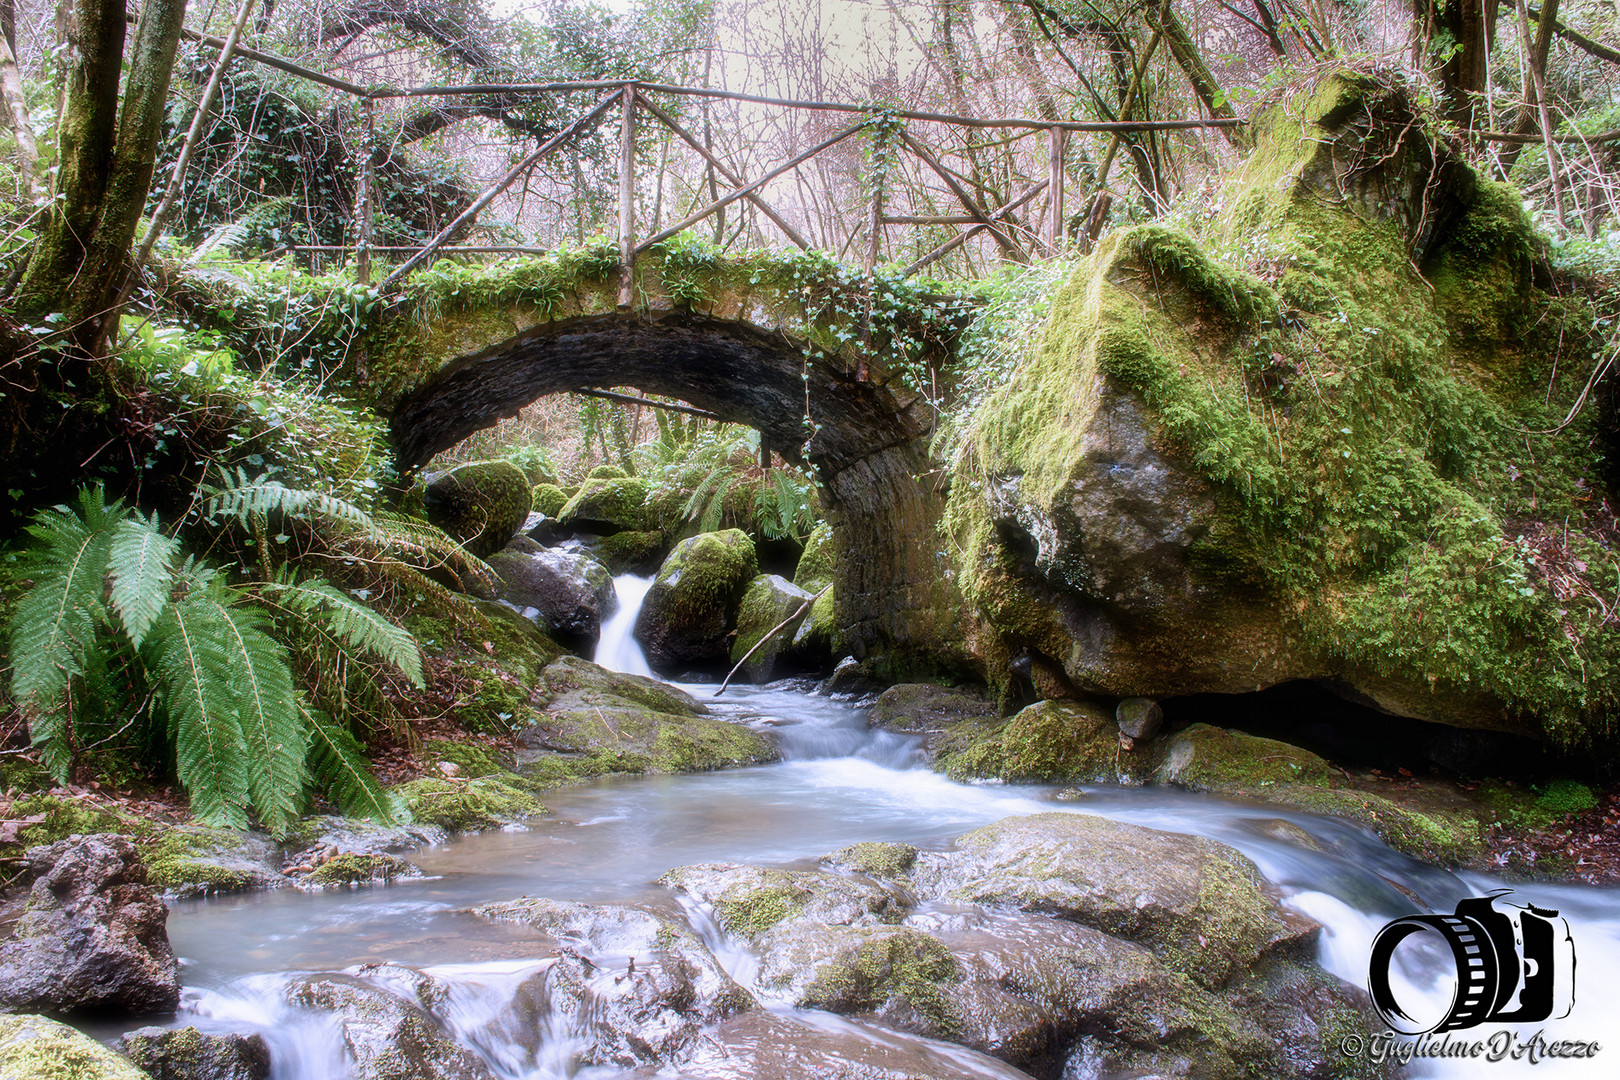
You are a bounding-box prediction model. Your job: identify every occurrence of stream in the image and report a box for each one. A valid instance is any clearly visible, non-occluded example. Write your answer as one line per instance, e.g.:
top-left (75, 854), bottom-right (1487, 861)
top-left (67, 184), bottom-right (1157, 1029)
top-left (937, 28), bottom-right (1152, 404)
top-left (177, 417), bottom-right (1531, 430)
top-left (126, 576), bottom-right (1619, 1078)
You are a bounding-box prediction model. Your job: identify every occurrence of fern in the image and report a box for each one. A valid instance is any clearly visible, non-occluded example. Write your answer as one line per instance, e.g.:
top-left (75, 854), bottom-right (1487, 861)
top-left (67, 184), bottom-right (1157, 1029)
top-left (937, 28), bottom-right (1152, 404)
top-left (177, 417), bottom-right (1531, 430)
top-left (7, 488), bottom-right (124, 779)
top-left (304, 706), bottom-right (403, 823)
top-left (193, 594), bottom-right (308, 836)
top-left (259, 576), bottom-right (425, 688)
top-left (145, 594), bottom-right (253, 830)
top-left (108, 513), bottom-right (179, 649)
top-left (364, 511), bottom-right (500, 597)
top-left (205, 467), bottom-right (376, 535)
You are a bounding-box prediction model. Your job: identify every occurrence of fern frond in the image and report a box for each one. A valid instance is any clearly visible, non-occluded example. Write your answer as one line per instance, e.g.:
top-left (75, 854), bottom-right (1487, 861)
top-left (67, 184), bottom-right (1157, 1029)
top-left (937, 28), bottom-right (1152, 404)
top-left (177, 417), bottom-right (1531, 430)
top-left (108, 514), bottom-right (179, 649)
top-left (145, 596), bottom-right (251, 829)
top-left (205, 467), bottom-right (376, 535)
top-left (361, 511), bottom-right (500, 597)
top-left (259, 577), bottom-right (425, 688)
top-left (195, 595), bottom-right (308, 836)
top-left (304, 706), bottom-right (403, 823)
top-left (7, 490), bottom-right (126, 779)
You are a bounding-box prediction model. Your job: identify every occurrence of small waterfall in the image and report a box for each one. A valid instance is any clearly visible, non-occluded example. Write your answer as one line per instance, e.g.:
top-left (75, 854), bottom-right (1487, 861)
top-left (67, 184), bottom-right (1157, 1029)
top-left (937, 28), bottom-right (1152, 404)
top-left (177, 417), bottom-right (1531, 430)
top-left (594, 575), bottom-right (654, 676)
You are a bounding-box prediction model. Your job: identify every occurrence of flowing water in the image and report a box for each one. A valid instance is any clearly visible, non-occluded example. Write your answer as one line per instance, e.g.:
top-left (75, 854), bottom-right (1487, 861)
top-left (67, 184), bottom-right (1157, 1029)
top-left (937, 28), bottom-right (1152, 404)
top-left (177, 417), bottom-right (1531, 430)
top-left (130, 576), bottom-right (1620, 1078)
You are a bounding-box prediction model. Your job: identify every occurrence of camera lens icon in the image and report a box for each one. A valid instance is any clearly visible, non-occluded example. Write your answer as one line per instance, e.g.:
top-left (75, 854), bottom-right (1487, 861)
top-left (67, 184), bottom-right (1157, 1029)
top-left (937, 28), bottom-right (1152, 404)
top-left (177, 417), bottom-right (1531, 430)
top-left (1368, 892), bottom-right (1575, 1034)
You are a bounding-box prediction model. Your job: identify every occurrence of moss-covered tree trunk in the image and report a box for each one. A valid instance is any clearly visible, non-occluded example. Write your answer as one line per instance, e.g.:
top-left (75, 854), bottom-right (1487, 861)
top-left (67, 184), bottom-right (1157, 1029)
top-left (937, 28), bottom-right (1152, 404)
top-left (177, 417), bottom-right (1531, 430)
top-left (1412, 0), bottom-right (1500, 132)
top-left (12, 0), bottom-right (188, 353)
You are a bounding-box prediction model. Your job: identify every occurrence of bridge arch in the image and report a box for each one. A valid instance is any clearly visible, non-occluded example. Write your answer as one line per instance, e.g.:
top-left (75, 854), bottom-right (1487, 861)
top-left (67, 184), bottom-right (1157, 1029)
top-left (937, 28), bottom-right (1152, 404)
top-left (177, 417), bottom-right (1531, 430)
top-left (381, 259), bottom-right (967, 672)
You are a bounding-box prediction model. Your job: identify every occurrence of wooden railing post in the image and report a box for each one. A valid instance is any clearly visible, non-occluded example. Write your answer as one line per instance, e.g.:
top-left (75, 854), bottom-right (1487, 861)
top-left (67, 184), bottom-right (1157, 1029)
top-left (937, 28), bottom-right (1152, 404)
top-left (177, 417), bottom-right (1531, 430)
top-left (1046, 125), bottom-right (1065, 254)
top-left (618, 83), bottom-right (637, 309)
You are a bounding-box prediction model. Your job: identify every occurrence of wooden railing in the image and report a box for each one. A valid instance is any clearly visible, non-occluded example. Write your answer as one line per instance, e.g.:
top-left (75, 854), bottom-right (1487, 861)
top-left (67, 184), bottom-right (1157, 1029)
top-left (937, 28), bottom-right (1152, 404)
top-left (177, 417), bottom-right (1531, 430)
top-left (200, 28), bottom-right (1243, 292)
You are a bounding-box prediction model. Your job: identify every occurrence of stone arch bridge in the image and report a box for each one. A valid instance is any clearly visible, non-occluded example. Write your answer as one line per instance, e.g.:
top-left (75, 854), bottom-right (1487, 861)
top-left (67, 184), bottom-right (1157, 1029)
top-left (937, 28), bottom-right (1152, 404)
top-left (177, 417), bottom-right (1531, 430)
top-left (377, 251), bottom-right (977, 673)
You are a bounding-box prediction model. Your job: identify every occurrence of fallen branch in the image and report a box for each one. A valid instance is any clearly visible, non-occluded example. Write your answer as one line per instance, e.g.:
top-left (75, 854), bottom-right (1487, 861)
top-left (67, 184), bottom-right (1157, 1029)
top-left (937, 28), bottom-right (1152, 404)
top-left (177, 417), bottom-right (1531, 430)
top-left (715, 584), bottom-right (831, 697)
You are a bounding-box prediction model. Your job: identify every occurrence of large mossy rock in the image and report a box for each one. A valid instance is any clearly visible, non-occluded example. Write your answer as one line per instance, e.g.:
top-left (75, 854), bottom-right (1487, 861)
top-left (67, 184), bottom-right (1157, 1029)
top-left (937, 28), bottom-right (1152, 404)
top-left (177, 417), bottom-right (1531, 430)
top-left (486, 545), bottom-right (615, 651)
top-left (634, 529), bottom-right (758, 672)
top-left (933, 699), bottom-right (1122, 782)
top-left (793, 521), bottom-right (836, 590)
top-left (0, 1015), bottom-right (154, 1080)
top-left (423, 460), bottom-right (532, 558)
top-left (289, 969), bottom-right (495, 1080)
top-left (557, 476), bottom-right (651, 534)
top-left (515, 655), bottom-right (778, 781)
top-left (730, 574), bottom-right (815, 683)
top-left (117, 1026), bottom-right (271, 1080)
top-left (945, 68), bottom-right (1617, 748)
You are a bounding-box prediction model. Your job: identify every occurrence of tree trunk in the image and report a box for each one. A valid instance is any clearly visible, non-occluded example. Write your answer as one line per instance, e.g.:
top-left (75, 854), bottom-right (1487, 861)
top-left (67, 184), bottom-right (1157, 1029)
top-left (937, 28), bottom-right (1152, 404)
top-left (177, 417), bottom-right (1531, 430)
top-left (1412, 0), bottom-right (1500, 132)
top-left (1498, 0), bottom-right (1558, 172)
top-left (1146, 2), bottom-right (1248, 148)
top-left (14, 0), bottom-right (188, 352)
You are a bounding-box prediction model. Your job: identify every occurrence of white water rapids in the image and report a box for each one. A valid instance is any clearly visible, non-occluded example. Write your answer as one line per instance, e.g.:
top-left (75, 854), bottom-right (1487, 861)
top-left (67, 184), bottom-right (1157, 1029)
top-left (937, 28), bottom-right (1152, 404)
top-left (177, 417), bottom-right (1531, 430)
top-left (118, 576), bottom-right (1620, 1078)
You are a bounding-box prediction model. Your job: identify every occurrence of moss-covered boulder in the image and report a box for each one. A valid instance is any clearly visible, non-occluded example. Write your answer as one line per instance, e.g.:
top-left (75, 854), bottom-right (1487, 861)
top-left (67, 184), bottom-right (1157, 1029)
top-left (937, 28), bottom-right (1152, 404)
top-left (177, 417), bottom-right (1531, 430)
top-left (301, 853), bottom-right (417, 889)
top-left (588, 463), bottom-right (629, 480)
top-left (587, 528), bottom-right (665, 575)
top-left (485, 545), bottom-right (614, 652)
top-left (793, 521), bottom-right (836, 590)
top-left (423, 460), bottom-right (532, 558)
top-left (914, 813), bottom-right (1314, 991)
top-left (634, 529), bottom-right (758, 672)
top-left (787, 583), bottom-right (836, 664)
top-left (515, 655), bottom-right (777, 780)
top-left (824, 841), bottom-right (918, 880)
top-left (1152, 723), bottom-right (1338, 790)
top-left (944, 68), bottom-right (1618, 750)
top-left (0, 1015), bottom-right (153, 1080)
top-left (530, 482), bottom-right (568, 518)
top-left (868, 682), bottom-right (998, 739)
top-left (141, 826), bottom-right (288, 897)
top-left (116, 1026), bottom-right (270, 1080)
top-left (556, 476), bottom-right (651, 534)
top-left (935, 699), bottom-right (1124, 782)
top-left (392, 776), bottom-right (544, 832)
top-left (730, 574), bottom-right (816, 683)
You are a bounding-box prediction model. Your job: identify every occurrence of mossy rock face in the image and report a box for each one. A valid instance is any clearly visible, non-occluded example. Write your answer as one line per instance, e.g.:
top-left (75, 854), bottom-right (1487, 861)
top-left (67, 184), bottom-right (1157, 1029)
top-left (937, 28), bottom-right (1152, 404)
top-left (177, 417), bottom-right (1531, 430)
top-left (392, 776), bottom-right (545, 833)
top-left (0, 1014), bottom-right (154, 1080)
top-left (634, 529), bottom-right (758, 672)
top-left (530, 482), bottom-right (568, 518)
top-left (0, 794), bottom-right (146, 860)
top-left (588, 528), bottom-right (666, 575)
top-left (660, 863), bottom-right (906, 941)
top-left (915, 813), bottom-right (1314, 991)
top-left (535, 654), bottom-right (705, 717)
top-left (1151, 723), bottom-right (1337, 790)
top-left (945, 68), bottom-right (1616, 747)
top-left (869, 683), bottom-right (998, 734)
top-left (1258, 783), bottom-right (1487, 867)
top-left (141, 826), bottom-right (287, 897)
top-left (116, 1025), bottom-right (270, 1080)
top-left (730, 574), bottom-right (815, 683)
top-left (557, 476), bottom-right (651, 534)
top-left (793, 521), bottom-right (836, 590)
top-left (423, 460), bottom-right (532, 558)
top-left (788, 583), bottom-right (836, 664)
top-left (934, 699), bottom-right (1125, 782)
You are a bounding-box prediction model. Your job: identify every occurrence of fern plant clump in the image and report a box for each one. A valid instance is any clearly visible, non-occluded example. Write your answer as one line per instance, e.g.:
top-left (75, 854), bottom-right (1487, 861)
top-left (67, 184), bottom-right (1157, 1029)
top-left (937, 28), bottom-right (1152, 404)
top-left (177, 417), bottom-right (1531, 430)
top-left (6, 486), bottom-right (418, 834)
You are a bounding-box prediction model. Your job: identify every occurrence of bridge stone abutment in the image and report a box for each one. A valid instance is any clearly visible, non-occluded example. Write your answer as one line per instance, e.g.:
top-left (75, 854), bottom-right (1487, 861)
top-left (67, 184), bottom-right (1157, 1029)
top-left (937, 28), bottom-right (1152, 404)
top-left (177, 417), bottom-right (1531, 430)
top-left (379, 261), bottom-right (967, 674)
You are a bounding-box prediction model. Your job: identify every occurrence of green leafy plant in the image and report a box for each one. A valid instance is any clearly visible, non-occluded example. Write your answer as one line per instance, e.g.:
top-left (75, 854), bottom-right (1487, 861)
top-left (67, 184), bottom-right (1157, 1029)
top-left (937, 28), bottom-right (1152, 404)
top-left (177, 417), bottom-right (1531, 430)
top-left (6, 487), bottom-right (417, 834)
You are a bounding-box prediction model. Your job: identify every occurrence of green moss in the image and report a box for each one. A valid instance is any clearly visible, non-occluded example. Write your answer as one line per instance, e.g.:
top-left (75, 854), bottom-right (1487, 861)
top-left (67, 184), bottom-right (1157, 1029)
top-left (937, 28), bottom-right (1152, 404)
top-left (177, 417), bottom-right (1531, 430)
top-left (1154, 724), bottom-right (1337, 790)
top-left (559, 476), bottom-right (651, 531)
top-left (1478, 777), bottom-right (1599, 830)
top-left (531, 483), bottom-right (569, 518)
top-left (935, 700), bottom-right (1121, 783)
top-left (827, 842), bottom-right (918, 879)
top-left (591, 529), bottom-right (665, 574)
top-left (304, 852), bottom-right (413, 886)
top-left (141, 827), bottom-right (266, 896)
top-left (421, 738), bottom-right (506, 778)
top-left (0, 794), bottom-right (148, 859)
top-left (588, 464), bottom-right (629, 480)
top-left (0, 1015), bottom-right (152, 1080)
top-left (793, 522), bottom-right (836, 589)
top-left (716, 884), bottom-right (808, 937)
top-left (393, 776), bottom-right (545, 832)
top-left (800, 929), bottom-right (962, 1036)
top-left (423, 460), bottom-right (533, 558)
top-left (642, 529), bottom-right (759, 653)
top-left (1265, 783), bottom-right (1486, 866)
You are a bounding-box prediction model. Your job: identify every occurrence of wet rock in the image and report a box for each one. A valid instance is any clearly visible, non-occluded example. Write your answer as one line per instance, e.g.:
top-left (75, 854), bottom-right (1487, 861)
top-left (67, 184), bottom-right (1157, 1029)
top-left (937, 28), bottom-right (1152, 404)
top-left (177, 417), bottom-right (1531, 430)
top-left (933, 700), bottom-right (1125, 783)
top-left (142, 826), bottom-right (288, 898)
top-left (823, 842), bottom-right (918, 881)
top-left (557, 476), bottom-right (651, 534)
top-left (729, 574), bottom-right (815, 683)
top-left (1153, 723), bottom-right (1337, 789)
top-left (0, 833), bottom-right (181, 1014)
top-left (1116, 696), bottom-right (1164, 741)
top-left (635, 530), bottom-right (757, 672)
top-left (486, 546), bottom-right (615, 652)
top-left (588, 529), bottom-right (666, 575)
top-left (117, 1026), bottom-right (271, 1080)
top-left (822, 656), bottom-right (880, 696)
top-left (289, 971), bottom-right (494, 1080)
top-left (391, 776), bottom-right (544, 833)
top-left (299, 853), bottom-right (417, 889)
top-left (792, 522), bottom-right (836, 591)
top-left (622, 1009), bottom-right (1035, 1080)
top-left (517, 656), bottom-right (777, 779)
top-left (787, 584), bottom-right (836, 663)
top-left (423, 460), bottom-right (532, 558)
top-left (473, 898), bottom-right (753, 1068)
top-left (283, 816), bottom-right (447, 859)
top-left (0, 1013), bottom-right (153, 1080)
top-left (912, 813), bottom-right (1313, 990)
top-left (660, 863), bottom-right (906, 940)
top-left (867, 684), bottom-right (997, 736)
